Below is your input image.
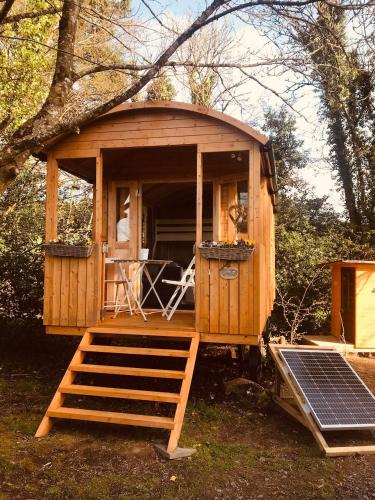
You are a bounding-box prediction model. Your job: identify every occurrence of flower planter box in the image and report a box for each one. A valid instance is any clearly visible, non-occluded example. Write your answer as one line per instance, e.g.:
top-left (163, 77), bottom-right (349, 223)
top-left (43, 243), bottom-right (95, 258)
top-left (198, 245), bottom-right (254, 261)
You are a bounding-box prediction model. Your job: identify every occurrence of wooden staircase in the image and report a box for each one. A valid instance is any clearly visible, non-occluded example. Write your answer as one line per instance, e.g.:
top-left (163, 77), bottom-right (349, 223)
top-left (35, 327), bottom-right (199, 455)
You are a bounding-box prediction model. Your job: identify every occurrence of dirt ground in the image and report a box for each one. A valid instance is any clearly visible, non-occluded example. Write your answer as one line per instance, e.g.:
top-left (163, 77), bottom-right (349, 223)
top-left (0, 333), bottom-right (374, 500)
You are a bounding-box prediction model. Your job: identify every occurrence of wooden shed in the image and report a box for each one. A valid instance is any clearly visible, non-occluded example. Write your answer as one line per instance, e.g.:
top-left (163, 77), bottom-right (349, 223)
top-left (35, 101), bottom-right (277, 456)
top-left (323, 261), bottom-right (375, 350)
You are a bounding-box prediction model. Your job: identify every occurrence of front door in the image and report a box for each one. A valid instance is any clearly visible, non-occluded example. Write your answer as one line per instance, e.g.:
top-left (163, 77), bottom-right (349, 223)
top-left (341, 267), bottom-right (355, 343)
top-left (106, 181), bottom-right (140, 303)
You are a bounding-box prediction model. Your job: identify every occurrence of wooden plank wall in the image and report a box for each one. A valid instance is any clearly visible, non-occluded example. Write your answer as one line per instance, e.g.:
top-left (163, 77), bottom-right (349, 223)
top-left (198, 258), bottom-right (254, 335)
top-left (54, 110), bottom-right (251, 156)
top-left (46, 108), bottom-right (276, 335)
top-left (43, 155), bottom-right (58, 328)
top-left (258, 176), bottom-right (276, 333)
top-left (198, 144), bottom-right (276, 337)
top-left (43, 153), bottom-right (102, 329)
top-left (43, 249), bottom-right (99, 327)
top-left (355, 266), bottom-right (375, 348)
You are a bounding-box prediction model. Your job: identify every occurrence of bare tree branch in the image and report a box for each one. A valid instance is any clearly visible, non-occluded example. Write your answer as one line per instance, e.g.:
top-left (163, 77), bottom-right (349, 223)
top-left (0, 0), bottom-right (373, 193)
top-left (0, 0), bottom-right (15, 24)
top-left (74, 58), bottom-right (305, 80)
top-left (239, 68), bottom-right (303, 116)
top-left (0, 6), bottom-right (61, 25)
top-left (199, 0), bottom-right (372, 29)
top-left (0, 0), bottom-right (226, 178)
top-left (140, 0), bottom-right (178, 35)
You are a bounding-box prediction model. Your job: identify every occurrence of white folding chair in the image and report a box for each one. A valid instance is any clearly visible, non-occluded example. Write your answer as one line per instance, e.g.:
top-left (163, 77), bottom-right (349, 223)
top-left (162, 257), bottom-right (195, 321)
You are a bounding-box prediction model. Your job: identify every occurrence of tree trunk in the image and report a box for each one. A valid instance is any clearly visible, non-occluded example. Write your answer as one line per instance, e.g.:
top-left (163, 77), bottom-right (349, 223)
top-left (328, 108), bottom-right (362, 227)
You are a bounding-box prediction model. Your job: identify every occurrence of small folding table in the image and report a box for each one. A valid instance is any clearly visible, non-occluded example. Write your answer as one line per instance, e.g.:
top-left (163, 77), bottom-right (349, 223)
top-left (105, 258), bottom-right (173, 321)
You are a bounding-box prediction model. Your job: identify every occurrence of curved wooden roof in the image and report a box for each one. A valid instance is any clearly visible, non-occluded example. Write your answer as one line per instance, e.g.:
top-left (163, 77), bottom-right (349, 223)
top-left (102, 101), bottom-right (268, 145)
top-left (39, 100), bottom-right (268, 155)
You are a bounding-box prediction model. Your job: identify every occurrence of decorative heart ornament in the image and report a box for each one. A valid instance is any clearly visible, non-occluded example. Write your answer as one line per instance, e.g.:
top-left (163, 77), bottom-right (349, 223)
top-left (228, 204), bottom-right (247, 227)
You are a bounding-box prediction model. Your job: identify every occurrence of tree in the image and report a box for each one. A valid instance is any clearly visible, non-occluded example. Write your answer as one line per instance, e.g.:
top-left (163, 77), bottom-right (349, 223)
top-left (146, 71), bottom-right (176, 101)
top-left (263, 106), bottom-right (308, 192)
top-left (0, 162), bottom-right (93, 323)
top-left (0, 162), bottom-right (45, 322)
top-left (273, 2), bottom-right (375, 231)
top-left (0, 0), bottom-right (367, 191)
top-left (263, 107), bottom-right (375, 339)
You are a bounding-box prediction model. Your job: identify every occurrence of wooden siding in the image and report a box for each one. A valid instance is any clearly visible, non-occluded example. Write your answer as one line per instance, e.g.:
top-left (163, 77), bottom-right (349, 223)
top-left (54, 110), bottom-right (251, 156)
top-left (329, 263), bottom-right (375, 349)
top-left (43, 247), bottom-right (100, 327)
top-left (44, 105), bottom-right (276, 341)
top-left (197, 144), bottom-right (275, 337)
top-left (197, 258), bottom-right (254, 335)
top-left (355, 267), bottom-right (375, 349)
top-left (258, 176), bottom-right (275, 333)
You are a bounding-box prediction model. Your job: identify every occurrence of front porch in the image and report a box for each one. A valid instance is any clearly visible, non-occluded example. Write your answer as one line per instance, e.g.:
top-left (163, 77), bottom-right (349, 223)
top-left (44, 142), bottom-right (259, 344)
top-left (101, 310), bottom-right (195, 332)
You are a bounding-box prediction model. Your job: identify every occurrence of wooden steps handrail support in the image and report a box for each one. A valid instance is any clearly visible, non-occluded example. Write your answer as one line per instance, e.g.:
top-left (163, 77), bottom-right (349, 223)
top-left (270, 344), bottom-right (375, 458)
top-left (35, 330), bottom-right (93, 437)
top-left (167, 332), bottom-right (199, 454)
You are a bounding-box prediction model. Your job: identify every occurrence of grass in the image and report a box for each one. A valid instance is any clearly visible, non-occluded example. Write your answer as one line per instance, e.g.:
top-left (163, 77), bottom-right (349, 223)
top-left (0, 331), bottom-right (374, 499)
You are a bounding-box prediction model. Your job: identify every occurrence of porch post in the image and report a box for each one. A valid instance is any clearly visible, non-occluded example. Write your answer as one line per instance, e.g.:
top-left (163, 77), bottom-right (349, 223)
top-left (45, 154), bottom-right (58, 241)
top-left (249, 144), bottom-right (261, 335)
top-left (95, 152), bottom-right (103, 321)
top-left (196, 146), bottom-right (203, 244)
top-left (44, 154), bottom-right (59, 325)
top-left (94, 152), bottom-right (103, 242)
top-left (195, 147), bottom-right (203, 331)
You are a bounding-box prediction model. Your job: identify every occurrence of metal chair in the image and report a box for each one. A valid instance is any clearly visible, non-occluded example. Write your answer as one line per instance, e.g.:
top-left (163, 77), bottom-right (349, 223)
top-left (162, 256), bottom-right (195, 320)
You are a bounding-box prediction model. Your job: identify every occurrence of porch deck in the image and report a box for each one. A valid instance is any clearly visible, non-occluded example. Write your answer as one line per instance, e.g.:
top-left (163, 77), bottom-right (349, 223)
top-left (101, 310), bottom-right (195, 331)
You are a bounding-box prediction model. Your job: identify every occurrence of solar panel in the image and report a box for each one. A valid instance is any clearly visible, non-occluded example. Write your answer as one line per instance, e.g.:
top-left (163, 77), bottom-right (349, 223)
top-left (279, 349), bottom-right (375, 431)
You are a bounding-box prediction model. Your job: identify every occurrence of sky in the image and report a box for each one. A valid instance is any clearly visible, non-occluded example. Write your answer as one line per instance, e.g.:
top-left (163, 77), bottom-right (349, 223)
top-left (137, 1), bottom-right (344, 210)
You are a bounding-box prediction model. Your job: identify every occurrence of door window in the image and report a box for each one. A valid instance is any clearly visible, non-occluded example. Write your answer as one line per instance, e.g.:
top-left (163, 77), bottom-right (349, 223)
top-left (116, 187), bottom-right (130, 242)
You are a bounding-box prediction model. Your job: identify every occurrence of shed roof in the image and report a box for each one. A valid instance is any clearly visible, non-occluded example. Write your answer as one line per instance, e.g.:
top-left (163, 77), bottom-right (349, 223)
top-left (321, 260), bottom-right (375, 268)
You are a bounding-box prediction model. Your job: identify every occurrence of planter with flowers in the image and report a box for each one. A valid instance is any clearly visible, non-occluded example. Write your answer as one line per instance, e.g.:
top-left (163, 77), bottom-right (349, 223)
top-left (198, 239), bottom-right (255, 261)
top-left (43, 233), bottom-right (95, 258)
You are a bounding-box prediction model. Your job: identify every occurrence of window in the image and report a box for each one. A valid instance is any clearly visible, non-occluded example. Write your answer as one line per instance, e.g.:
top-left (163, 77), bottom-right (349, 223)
top-left (57, 171), bottom-right (93, 244)
top-left (236, 180), bottom-right (248, 236)
top-left (116, 187), bottom-right (130, 242)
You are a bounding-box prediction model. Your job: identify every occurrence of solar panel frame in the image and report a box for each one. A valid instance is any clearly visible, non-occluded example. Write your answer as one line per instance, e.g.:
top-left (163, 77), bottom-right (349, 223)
top-left (278, 349), bottom-right (375, 431)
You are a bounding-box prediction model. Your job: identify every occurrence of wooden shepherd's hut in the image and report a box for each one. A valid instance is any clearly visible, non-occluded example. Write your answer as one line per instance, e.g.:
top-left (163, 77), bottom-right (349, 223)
top-left (35, 101), bottom-right (277, 457)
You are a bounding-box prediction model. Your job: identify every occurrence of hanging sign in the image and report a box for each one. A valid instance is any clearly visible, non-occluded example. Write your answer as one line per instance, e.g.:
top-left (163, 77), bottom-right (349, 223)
top-left (220, 266), bottom-right (238, 280)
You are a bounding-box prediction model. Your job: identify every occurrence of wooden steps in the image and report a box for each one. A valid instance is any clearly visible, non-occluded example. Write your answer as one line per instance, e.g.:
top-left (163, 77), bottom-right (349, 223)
top-left (35, 327), bottom-right (200, 455)
top-left (70, 363), bottom-right (185, 379)
top-left (60, 384), bottom-right (181, 403)
top-left (47, 407), bottom-right (175, 429)
top-left (88, 326), bottom-right (195, 338)
top-left (80, 345), bottom-right (190, 357)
